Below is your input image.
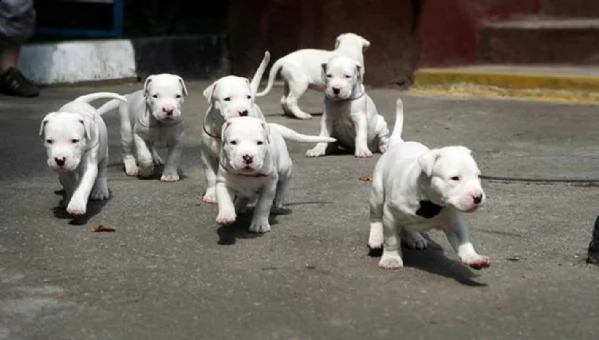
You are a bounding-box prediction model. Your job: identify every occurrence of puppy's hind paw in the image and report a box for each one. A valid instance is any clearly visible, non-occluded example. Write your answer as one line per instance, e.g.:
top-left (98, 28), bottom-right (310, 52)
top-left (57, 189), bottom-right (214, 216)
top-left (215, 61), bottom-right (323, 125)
top-left (306, 146), bottom-right (326, 158)
top-left (402, 232), bottom-right (428, 250)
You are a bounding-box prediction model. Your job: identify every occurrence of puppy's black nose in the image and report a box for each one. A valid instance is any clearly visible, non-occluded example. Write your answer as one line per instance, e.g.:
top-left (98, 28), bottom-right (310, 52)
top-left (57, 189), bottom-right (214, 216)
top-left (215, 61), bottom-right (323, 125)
top-left (239, 110), bottom-right (248, 117)
top-left (332, 87), bottom-right (340, 95)
top-left (242, 154), bottom-right (253, 164)
top-left (55, 157), bottom-right (66, 166)
top-left (473, 194), bottom-right (483, 205)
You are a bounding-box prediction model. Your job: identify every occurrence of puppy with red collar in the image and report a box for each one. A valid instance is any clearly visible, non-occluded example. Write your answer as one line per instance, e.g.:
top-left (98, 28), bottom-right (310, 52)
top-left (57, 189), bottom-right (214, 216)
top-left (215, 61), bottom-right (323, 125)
top-left (200, 51), bottom-right (270, 204)
top-left (215, 116), bottom-right (336, 233)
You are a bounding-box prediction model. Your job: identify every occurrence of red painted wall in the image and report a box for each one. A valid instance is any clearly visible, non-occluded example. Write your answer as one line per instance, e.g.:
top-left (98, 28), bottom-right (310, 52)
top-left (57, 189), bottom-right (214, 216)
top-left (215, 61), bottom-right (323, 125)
top-left (228, 0), bottom-right (420, 87)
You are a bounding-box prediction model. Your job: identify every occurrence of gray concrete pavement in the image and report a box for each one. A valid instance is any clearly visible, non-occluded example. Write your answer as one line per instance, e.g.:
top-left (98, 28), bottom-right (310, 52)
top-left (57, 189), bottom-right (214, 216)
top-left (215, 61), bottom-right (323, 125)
top-left (1, 81), bottom-right (598, 340)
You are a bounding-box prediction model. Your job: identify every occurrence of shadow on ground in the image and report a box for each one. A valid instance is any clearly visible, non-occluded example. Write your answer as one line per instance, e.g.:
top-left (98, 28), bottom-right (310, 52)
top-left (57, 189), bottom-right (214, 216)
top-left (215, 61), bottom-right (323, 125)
top-left (369, 234), bottom-right (487, 287)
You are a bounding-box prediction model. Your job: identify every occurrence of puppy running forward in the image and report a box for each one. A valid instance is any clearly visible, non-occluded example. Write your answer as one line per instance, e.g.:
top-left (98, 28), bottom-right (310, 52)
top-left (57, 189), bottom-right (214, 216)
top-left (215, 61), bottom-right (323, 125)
top-left (97, 73), bottom-right (188, 182)
top-left (200, 51), bottom-right (271, 204)
top-left (306, 55), bottom-right (389, 158)
top-left (368, 98), bottom-right (490, 270)
top-left (39, 92), bottom-right (127, 215)
top-left (215, 116), bottom-right (336, 233)
top-left (256, 33), bottom-right (370, 120)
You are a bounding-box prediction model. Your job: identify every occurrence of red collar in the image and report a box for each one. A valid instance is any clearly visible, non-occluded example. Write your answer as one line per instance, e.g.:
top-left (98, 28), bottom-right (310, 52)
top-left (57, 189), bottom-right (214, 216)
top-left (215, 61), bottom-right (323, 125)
top-left (203, 121), bottom-right (220, 139)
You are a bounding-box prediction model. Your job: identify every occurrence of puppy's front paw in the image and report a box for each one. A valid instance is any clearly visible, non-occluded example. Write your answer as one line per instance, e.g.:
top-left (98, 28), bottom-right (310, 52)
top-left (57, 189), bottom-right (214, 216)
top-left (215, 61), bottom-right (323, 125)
top-left (462, 255), bottom-right (491, 270)
top-left (202, 188), bottom-right (217, 204)
top-left (402, 232), bottom-right (428, 250)
top-left (378, 143), bottom-right (389, 154)
top-left (161, 173), bottom-right (180, 182)
top-left (378, 251), bottom-right (404, 269)
top-left (306, 146), bottom-right (327, 158)
top-left (66, 198), bottom-right (87, 215)
top-left (355, 148), bottom-right (373, 158)
top-left (296, 113), bottom-right (312, 120)
top-left (216, 210), bottom-right (236, 225)
top-left (249, 218), bottom-right (271, 233)
top-left (124, 161), bottom-right (139, 177)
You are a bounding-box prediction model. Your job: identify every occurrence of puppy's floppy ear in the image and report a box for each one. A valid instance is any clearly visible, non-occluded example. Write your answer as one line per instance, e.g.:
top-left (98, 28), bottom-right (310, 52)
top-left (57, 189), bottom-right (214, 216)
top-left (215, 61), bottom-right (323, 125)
top-left (177, 76), bottom-right (188, 97)
top-left (355, 64), bottom-right (363, 83)
top-left (203, 81), bottom-right (218, 103)
top-left (78, 115), bottom-right (92, 140)
top-left (335, 34), bottom-right (345, 49)
top-left (39, 112), bottom-right (57, 137)
top-left (261, 122), bottom-right (270, 144)
top-left (321, 62), bottom-right (328, 83)
top-left (143, 75), bottom-right (154, 97)
top-left (220, 119), bottom-right (233, 141)
top-left (361, 37), bottom-right (371, 52)
top-left (418, 149), bottom-right (441, 177)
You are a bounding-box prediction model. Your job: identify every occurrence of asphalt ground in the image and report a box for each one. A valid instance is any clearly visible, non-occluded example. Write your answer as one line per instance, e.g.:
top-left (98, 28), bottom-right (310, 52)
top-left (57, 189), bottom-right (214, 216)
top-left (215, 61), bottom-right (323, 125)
top-left (1, 81), bottom-right (598, 340)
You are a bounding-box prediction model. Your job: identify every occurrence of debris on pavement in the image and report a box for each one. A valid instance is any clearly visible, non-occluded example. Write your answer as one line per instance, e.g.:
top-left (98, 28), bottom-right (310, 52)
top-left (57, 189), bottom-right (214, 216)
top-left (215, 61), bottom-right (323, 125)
top-left (91, 224), bottom-right (116, 233)
top-left (359, 174), bottom-right (373, 182)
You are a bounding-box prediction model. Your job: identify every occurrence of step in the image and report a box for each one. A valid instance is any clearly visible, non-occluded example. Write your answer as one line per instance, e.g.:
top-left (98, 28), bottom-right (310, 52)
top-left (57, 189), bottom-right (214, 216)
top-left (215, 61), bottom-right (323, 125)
top-left (478, 18), bottom-right (599, 64)
top-left (540, 0), bottom-right (599, 18)
top-left (412, 65), bottom-right (599, 103)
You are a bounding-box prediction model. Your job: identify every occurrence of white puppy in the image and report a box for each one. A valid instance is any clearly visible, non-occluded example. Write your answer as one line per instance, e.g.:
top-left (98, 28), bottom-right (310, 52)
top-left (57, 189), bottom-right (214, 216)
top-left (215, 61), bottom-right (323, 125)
top-left (367, 98), bottom-right (490, 270)
top-left (306, 55), bottom-right (389, 158)
top-left (215, 116), bottom-right (336, 233)
top-left (39, 92), bottom-right (127, 215)
top-left (200, 51), bottom-right (271, 204)
top-left (256, 32), bottom-right (370, 120)
top-left (97, 73), bottom-right (188, 182)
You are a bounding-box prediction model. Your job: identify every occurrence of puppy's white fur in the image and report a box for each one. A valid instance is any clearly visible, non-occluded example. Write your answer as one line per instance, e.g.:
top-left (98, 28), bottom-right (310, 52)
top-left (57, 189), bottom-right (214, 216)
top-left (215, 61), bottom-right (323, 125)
top-left (39, 92), bottom-right (127, 215)
top-left (215, 116), bottom-right (336, 233)
top-left (200, 51), bottom-right (270, 204)
top-left (256, 32), bottom-right (370, 120)
top-left (97, 73), bottom-right (188, 182)
top-left (367, 98), bottom-right (490, 270)
top-left (306, 55), bottom-right (389, 158)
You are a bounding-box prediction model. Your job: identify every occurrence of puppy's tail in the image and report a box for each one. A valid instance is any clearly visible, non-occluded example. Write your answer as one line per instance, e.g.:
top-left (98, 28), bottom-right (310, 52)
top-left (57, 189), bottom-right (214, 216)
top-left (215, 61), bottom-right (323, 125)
top-left (388, 97), bottom-right (405, 147)
top-left (256, 57), bottom-right (284, 97)
top-left (74, 92), bottom-right (127, 116)
top-left (269, 123), bottom-right (336, 144)
top-left (96, 98), bottom-right (126, 116)
top-left (250, 51), bottom-right (271, 95)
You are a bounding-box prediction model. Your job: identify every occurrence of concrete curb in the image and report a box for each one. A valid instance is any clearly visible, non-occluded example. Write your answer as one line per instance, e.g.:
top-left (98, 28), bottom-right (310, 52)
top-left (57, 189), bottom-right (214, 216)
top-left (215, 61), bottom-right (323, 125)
top-left (18, 35), bottom-right (229, 86)
top-left (414, 68), bottom-right (599, 93)
top-left (412, 67), bottom-right (599, 103)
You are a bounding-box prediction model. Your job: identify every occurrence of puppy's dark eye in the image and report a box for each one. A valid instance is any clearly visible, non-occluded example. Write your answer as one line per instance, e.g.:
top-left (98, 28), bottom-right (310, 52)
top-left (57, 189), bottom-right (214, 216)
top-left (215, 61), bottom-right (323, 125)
top-left (152, 94), bottom-right (158, 98)
top-left (344, 75), bottom-right (351, 78)
top-left (257, 141), bottom-right (263, 145)
top-left (46, 139), bottom-right (53, 144)
top-left (224, 97), bottom-right (231, 102)
top-left (451, 176), bottom-right (460, 181)
top-left (230, 140), bottom-right (237, 145)
top-left (247, 95), bottom-right (251, 99)
top-left (176, 94), bottom-right (182, 98)
top-left (71, 139), bottom-right (79, 144)
top-left (326, 74), bottom-right (332, 78)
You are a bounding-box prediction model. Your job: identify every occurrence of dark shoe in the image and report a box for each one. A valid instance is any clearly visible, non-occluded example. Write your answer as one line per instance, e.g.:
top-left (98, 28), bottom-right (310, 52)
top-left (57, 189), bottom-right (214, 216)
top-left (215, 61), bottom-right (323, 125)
top-left (0, 67), bottom-right (40, 97)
